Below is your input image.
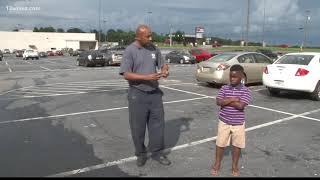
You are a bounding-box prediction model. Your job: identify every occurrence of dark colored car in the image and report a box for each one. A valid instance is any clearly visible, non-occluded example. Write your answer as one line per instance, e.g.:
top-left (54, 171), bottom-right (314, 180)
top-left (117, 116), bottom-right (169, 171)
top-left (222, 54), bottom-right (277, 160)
top-left (47, 51), bottom-right (55, 56)
top-left (190, 48), bottom-right (215, 63)
top-left (55, 50), bottom-right (63, 56)
top-left (97, 45), bottom-right (125, 66)
top-left (15, 50), bottom-right (24, 57)
top-left (72, 49), bottom-right (86, 56)
top-left (0, 50), bottom-right (3, 61)
top-left (76, 50), bottom-right (105, 67)
top-left (256, 49), bottom-right (278, 61)
top-left (39, 52), bottom-right (48, 58)
top-left (165, 50), bottom-right (196, 64)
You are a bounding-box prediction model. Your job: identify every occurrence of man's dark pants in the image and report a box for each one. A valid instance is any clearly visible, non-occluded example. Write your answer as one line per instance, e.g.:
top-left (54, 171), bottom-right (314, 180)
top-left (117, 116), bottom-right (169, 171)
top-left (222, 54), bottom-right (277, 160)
top-left (128, 87), bottom-right (165, 158)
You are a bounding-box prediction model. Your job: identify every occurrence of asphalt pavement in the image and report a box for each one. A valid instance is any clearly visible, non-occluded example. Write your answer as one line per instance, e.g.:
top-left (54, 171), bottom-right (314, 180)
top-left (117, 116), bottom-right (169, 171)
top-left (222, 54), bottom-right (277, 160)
top-left (0, 53), bottom-right (319, 177)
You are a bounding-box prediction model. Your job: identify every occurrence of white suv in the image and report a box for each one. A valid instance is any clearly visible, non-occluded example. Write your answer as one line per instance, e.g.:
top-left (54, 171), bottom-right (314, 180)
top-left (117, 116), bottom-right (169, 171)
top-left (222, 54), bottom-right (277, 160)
top-left (23, 49), bottom-right (39, 60)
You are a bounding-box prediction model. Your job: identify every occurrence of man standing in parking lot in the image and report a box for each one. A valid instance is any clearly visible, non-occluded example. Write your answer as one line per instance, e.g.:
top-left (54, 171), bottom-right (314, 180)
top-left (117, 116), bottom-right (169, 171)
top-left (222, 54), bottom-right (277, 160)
top-left (119, 24), bottom-right (171, 167)
top-left (211, 64), bottom-right (251, 176)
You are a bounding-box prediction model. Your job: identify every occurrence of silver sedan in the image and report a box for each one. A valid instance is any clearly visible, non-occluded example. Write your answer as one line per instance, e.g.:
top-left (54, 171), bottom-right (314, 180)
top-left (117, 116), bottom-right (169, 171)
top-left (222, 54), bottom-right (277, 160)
top-left (195, 52), bottom-right (273, 85)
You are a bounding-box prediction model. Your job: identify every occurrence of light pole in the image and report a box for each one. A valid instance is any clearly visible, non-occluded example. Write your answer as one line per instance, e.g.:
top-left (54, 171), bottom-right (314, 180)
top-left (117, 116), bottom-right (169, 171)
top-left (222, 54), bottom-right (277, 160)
top-left (147, 11), bottom-right (152, 27)
top-left (262, 0), bottom-right (266, 47)
top-left (303, 10), bottom-right (311, 50)
top-left (98, 0), bottom-right (102, 44)
top-left (103, 19), bottom-right (107, 43)
top-left (245, 0), bottom-right (251, 46)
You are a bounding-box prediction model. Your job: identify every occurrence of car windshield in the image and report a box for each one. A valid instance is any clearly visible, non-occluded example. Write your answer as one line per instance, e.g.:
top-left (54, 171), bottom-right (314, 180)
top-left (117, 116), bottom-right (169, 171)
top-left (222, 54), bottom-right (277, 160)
top-left (207, 54), bottom-right (236, 62)
top-left (179, 50), bottom-right (191, 55)
top-left (275, 55), bottom-right (314, 65)
top-left (26, 50), bottom-right (34, 53)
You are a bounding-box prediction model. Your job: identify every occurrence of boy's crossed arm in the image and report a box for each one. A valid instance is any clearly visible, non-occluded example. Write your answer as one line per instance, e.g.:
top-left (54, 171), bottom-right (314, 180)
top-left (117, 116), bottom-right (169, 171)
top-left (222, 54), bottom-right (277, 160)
top-left (217, 97), bottom-right (247, 110)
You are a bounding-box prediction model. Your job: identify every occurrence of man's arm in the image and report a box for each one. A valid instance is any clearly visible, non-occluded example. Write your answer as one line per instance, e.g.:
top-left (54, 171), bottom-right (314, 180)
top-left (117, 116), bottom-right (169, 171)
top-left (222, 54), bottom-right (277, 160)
top-left (123, 72), bottom-right (162, 81)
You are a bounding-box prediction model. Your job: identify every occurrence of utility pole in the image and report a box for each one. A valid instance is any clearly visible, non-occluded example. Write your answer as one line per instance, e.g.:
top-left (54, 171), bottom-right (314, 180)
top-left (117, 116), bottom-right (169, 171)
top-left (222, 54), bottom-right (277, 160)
top-left (98, 0), bottom-right (102, 44)
top-left (245, 0), bottom-right (251, 46)
top-left (147, 11), bottom-right (152, 27)
top-left (303, 10), bottom-right (310, 50)
top-left (262, 0), bottom-right (266, 47)
top-left (103, 19), bottom-right (107, 43)
top-left (169, 25), bottom-right (173, 47)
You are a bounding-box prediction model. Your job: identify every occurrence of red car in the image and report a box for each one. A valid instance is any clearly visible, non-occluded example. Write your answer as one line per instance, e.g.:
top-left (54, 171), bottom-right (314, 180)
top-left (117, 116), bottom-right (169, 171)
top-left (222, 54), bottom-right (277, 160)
top-left (190, 48), bottom-right (215, 63)
top-left (47, 51), bottom-right (55, 56)
top-left (55, 50), bottom-right (64, 56)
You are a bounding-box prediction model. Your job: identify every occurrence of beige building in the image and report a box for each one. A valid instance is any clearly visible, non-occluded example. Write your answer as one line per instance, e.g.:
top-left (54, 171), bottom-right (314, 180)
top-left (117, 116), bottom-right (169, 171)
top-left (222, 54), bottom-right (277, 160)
top-left (0, 31), bottom-right (97, 52)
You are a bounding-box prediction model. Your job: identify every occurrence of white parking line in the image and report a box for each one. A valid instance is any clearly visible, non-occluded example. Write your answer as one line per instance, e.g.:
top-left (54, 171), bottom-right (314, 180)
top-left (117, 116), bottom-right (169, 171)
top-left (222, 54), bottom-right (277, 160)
top-left (160, 86), bottom-right (320, 122)
top-left (0, 96), bottom-right (208, 124)
top-left (47, 107), bottom-right (320, 177)
top-left (5, 61), bottom-right (12, 72)
top-left (39, 66), bottom-right (52, 71)
top-left (20, 89), bottom-right (82, 93)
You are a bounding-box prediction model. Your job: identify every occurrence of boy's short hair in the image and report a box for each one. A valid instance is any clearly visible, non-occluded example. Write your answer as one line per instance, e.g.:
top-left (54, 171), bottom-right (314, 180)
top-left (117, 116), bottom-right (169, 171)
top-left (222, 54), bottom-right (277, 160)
top-left (230, 64), bottom-right (244, 73)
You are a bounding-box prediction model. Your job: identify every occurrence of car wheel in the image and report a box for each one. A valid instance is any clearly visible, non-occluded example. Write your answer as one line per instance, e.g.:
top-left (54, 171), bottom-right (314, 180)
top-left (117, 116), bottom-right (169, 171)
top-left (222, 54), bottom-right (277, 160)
top-left (268, 87), bottom-right (280, 96)
top-left (180, 59), bottom-right (184, 64)
top-left (0, 58), bottom-right (2, 61)
top-left (311, 81), bottom-right (320, 101)
top-left (84, 60), bottom-right (89, 67)
top-left (101, 63), bottom-right (105, 67)
top-left (167, 58), bottom-right (171, 63)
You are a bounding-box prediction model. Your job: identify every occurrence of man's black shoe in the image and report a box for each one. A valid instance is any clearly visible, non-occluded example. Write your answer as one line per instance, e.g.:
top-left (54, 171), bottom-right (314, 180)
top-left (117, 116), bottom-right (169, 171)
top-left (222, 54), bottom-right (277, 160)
top-left (136, 156), bottom-right (147, 167)
top-left (152, 155), bottom-right (171, 166)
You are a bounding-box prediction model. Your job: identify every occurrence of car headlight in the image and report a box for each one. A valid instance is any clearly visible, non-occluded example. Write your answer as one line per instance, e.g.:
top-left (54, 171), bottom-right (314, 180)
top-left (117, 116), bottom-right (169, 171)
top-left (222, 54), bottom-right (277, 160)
top-left (88, 55), bottom-right (92, 60)
top-left (183, 56), bottom-right (190, 60)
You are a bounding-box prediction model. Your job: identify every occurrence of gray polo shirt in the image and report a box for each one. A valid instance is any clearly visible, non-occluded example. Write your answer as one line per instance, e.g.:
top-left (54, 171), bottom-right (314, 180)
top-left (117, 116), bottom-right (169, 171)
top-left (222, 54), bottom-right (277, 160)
top-left (119, 42), bottom-right (165, 92)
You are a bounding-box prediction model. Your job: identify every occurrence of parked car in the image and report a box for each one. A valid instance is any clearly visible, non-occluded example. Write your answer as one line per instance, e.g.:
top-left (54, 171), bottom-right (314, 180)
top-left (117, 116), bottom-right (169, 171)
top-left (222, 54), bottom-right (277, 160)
top-left (0, 50), bottom-right (3, 61)
top-left (47, 51), bottom-right (55, 56)
top-left (3, 49), bottom-right (10, 54)
top-left (262, 52), bottom-right (320, 101)
top-left (256, 49), bottom-right (278, 61)
top-left (196, 52), bottom-right (272, 85)
top-left (23, 49), bottom-right (39, 60)
top-left (39, 52), bottom-right (48, 58)
top-left (165, 49), bottom-right (196, 64)
top-left (76, 50), bottom-right (105, 67)
top-left (15, 50), bottom-right (24, 57)
top-left (99, 46), bottom-right (125, 66)
top-left (55, 50), bottom-right (63, 56)
top-left (190, 48), bottom-right (215, 63)
top-left (72, 49), bottom-right (85, 56)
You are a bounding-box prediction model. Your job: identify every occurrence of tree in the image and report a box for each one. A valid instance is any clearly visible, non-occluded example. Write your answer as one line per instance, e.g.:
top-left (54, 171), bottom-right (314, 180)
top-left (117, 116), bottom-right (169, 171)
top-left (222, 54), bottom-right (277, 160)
top-left (57, 28), bottom-right (65, 33)
top-left (12, 29), bottom-right (19, 32)
top-left (33, 27), bottom-right (39, 32)
top-left (173, 30), bottom-right (185, 43)
top-left (67, 28), bottom-right (85, 33)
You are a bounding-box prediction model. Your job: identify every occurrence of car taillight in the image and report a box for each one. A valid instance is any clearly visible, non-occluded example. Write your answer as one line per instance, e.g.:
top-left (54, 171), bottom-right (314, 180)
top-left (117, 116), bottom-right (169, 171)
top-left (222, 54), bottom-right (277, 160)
top-left (263, 67), bottom-right (268, 74)
top-left (216, 64), bottom-right (230, 71)
top-left (295, 68), bottom-right (309, 76)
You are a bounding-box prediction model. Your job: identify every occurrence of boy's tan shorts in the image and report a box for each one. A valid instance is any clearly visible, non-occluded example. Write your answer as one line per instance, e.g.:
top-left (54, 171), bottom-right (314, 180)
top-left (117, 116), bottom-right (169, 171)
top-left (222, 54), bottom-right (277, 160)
top-left (216, 120), bottom-right (245, 148)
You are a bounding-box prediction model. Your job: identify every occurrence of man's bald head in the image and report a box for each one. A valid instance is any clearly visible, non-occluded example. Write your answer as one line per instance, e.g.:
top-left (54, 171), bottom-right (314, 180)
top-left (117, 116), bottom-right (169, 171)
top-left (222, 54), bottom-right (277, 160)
top-left (135, 24), bottom-right (152, 46)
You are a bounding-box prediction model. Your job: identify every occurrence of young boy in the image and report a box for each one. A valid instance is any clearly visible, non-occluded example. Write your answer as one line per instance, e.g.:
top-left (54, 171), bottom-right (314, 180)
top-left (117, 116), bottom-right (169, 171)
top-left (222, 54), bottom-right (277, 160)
top-left (211, 64), bottom-right (252, 176)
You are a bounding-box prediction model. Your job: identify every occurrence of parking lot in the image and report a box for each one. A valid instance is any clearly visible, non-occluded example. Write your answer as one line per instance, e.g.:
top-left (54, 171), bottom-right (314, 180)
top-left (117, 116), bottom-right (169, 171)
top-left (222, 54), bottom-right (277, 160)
top-left (0, 53), bottom-right (319, 177)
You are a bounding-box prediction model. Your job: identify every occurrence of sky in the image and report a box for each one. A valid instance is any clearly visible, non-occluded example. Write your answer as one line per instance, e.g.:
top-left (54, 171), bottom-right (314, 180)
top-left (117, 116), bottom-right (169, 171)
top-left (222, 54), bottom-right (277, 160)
top-left (0, 0), bottom-right (320, 46)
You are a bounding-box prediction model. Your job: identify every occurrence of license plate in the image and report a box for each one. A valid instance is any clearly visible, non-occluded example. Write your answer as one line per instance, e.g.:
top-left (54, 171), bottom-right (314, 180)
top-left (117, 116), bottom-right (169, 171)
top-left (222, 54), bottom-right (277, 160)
top-left (96, 57), bottom-right (101, 59)
top-left (203, 68), bottom-right (210, 72)
top-left (274, 80), bottom-right (284, 86)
